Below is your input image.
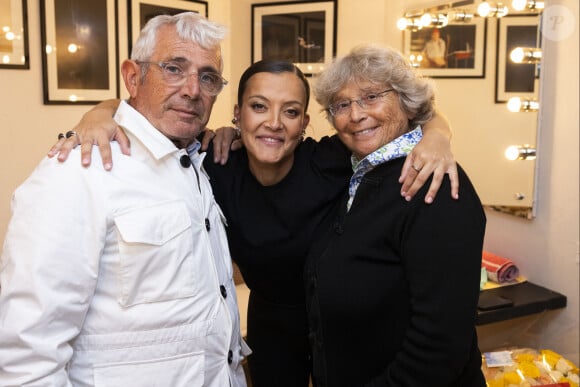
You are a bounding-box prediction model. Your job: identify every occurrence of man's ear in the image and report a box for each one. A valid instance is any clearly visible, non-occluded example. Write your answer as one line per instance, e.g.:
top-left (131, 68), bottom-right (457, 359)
top-left (121, 60), bottom-right (140, 98)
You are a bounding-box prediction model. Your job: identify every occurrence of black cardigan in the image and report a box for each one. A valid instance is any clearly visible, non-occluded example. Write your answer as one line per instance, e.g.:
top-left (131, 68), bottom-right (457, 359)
top-left (305, 158), bottom-right (487, 387)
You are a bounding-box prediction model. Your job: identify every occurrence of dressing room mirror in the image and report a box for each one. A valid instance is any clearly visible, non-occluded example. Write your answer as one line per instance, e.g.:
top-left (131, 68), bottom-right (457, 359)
top-left (400, 1), bottom-right (542, 219)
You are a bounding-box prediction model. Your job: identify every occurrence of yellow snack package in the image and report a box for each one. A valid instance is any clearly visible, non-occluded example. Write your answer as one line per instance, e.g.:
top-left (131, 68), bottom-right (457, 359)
top-left (502, 371), bottom-right (522, 385)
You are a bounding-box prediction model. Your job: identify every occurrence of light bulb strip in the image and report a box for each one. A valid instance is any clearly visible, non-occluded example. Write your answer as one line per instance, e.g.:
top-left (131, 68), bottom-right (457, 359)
top-left (510, 47), bottom-right (542, 64)
top-left (507, 97), bottom-right (539, 112)
top-left (505, 145), bottom-right (537, 160)
top-left (448, 10), bottom-right (474, 22)
top-left (520, 99), bottom-right (540, 111)
top-left (477, 1), bottom-right (509, 17)
top-left (420, 13), bottom-right (449, 28)
top-left (512, 0), bottom-right (545, 11)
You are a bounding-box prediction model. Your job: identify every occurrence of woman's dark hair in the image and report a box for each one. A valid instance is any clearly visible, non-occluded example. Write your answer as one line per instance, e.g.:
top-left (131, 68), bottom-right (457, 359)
top-left (237, 60), bottom-right (310, 111)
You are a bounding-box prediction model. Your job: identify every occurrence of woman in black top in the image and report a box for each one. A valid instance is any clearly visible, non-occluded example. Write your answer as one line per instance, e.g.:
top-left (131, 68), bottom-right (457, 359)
top-left (305, 44), bottom-right (486, 386)
top-left (51, 60), bottom-right (459, 386)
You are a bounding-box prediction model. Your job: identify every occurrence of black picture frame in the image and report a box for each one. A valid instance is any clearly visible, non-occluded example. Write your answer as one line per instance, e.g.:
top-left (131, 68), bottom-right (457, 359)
top-left (252, 0), bottom-right (337, 76)
top-left (40, 0), bottom-right (119, 104)
top-left (128, 0), bottom-right (208, 53)
top-left (403, 17), bottom-right (487, 78)
top-left (495, 14), bottom-right (541, 103)
top-left (0, 0), bottom-right (29, 69)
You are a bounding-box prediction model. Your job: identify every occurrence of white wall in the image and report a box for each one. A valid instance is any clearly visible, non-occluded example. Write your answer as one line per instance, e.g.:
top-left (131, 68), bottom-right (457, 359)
top-left (0, 0), bottom-right (578, 365)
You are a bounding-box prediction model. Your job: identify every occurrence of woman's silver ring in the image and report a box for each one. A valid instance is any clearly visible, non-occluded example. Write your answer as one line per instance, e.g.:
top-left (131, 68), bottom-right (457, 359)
top-left (65, 130), bottom-right (78, 139)
top-left (412, 165), bottom-right (422, 172)
top-left (58, 133), bottom-right (65, 140)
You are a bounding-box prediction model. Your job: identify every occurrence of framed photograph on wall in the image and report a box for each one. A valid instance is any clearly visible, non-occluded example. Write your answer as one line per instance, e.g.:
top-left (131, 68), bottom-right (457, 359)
top-left (129, 0), bottom-right (208, 51)
top-left (40, 0), bottom-right (118, 104)
top-left (0, 0), bottom-right (29, 69)
top-left (403, 17), bottom-right (487, 78)
top-left (252, 0), bottom-right (337, 76)
top-left (495, 14), bottom-right (540, 103)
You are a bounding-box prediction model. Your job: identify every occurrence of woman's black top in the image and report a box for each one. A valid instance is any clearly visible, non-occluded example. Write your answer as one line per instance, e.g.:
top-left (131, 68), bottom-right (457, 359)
top-left (305, 158), bottom-right (487, 387)
top-left (203, 135), bottom-right (351, 386)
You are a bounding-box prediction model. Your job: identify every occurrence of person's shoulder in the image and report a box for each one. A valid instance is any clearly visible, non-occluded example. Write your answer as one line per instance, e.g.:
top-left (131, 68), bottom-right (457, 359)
top-left (300, 135), bottom-right (348, 154)
top-left (456, 163), bottom-right (483, 200)
top-left (202, 145), bottom-right (248, 178)
top-left (90, 141), bottom-right (128, 168)
top-left (18, 149), bottom-right (105, 195)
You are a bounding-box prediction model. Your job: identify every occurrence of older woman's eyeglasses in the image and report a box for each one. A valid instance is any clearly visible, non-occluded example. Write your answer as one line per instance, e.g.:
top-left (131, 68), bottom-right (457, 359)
top-left (137, 61), bottom-right (228, 96)
top-left (328, 89), bottom-right (395, 117)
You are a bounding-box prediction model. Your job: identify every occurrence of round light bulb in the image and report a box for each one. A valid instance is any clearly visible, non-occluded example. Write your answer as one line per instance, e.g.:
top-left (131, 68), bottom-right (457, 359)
top-left (477, 2), bottom-right (491, 17)
top-left (505, 146), bottom-right (520, 161)
top-left (507, 97), bottom-right (522, 112)
top-left (397, 17), bottom-right (409, 30)
top-left (510, 47), bottom-right (525, 63)
top-left (420, 13), bottom-right (433, 27)
top-left (512, 0), bottom-right (527, 11)
top-left (67, 43), bottom-right (78, 53)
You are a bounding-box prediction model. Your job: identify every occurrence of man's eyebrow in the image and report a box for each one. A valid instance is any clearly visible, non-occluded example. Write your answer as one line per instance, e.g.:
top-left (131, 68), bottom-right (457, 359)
top-left (198, 65), bottom-right (221, 74)
top-left (165, 57), bottom-right (189, 63)
top-left (165, 58), bottom-right (220, 73)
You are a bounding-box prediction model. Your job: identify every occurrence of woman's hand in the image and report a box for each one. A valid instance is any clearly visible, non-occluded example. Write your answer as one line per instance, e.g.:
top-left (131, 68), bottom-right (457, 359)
top-left (399, 111), bottom-right (459, 203)
top-left (48, 100), bottom-right (125, 170)
top-left (208, 126), bottom-right (243, 165)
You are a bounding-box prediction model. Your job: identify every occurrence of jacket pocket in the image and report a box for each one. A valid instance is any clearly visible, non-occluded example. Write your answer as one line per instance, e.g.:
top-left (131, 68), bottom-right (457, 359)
top-left (114, 201), bottom-right (196, 307)
top-left (93, 351), bottom-right (204, 387)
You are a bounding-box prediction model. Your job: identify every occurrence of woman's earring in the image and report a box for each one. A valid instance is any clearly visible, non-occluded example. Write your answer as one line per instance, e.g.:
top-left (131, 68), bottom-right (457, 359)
top-left (232, 117), bottom-right (241, 139)
top-left (300, 129), bottom-right (306, 141)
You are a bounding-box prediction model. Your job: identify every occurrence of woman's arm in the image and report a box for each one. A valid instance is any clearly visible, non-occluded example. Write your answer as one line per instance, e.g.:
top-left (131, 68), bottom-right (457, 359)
top-left (48, 99), bottom-right (229, 168)
top-left (48, 99), bottom-right (124, 171)
top-left (400, 110), bottom-right (459, 203)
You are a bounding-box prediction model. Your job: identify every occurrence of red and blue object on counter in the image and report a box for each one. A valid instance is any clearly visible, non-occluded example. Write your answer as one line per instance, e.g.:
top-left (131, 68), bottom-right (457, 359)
top-left (482, 251), bottom-right (520, 284)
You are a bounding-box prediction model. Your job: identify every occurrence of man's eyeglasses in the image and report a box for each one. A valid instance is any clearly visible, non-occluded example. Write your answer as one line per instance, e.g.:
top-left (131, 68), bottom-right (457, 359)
top-left (327, 89), bottom-right (395, 117)
top-left (137, 61), bottom-right (228, 96)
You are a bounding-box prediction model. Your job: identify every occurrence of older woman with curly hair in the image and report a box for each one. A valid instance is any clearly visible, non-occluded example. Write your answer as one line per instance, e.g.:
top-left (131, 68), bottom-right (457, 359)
top-left (304, 44), bottom-right (487, 387)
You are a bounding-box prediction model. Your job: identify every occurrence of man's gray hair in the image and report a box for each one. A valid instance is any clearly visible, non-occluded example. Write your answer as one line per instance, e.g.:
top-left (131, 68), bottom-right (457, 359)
top-left (131, 11), bottom-right (227, 70)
